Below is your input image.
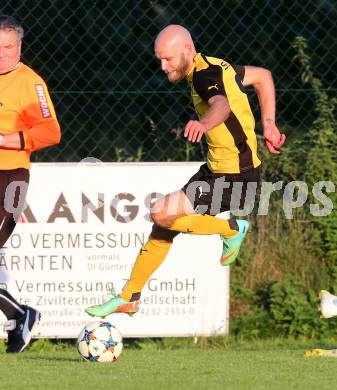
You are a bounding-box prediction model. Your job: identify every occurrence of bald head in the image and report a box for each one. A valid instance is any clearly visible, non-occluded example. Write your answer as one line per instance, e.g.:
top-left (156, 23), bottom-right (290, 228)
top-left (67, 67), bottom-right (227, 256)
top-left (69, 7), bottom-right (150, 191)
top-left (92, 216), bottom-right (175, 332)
top-left (155, 25), bottom-right (196, 83)
top-left (155, 25), bottom-right (194, 49)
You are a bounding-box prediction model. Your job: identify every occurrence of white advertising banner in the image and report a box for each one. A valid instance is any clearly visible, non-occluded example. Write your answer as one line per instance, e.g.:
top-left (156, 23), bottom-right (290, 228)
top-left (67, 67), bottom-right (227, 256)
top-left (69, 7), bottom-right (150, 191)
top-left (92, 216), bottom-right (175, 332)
top-left (0, 163), bottom-right (229, 338)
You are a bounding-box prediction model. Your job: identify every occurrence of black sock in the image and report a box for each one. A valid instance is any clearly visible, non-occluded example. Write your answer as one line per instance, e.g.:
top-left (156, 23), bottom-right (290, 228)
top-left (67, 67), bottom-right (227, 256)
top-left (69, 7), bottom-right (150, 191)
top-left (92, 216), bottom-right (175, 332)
top-left (0, 288), bottom-right (25, 319)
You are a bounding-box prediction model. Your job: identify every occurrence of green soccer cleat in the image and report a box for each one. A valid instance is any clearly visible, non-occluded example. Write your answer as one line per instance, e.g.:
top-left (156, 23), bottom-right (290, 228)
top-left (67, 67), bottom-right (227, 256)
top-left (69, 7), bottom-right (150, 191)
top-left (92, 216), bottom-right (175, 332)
top-left (220, 219), bottom-right (249, 266)
top-left (85, 295), bottom-right (140, 318)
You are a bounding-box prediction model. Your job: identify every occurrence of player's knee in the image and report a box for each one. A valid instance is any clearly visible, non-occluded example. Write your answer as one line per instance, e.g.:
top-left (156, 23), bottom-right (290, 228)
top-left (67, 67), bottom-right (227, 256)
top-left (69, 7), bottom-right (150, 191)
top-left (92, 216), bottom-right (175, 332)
top-left (150, 210), bottom-right (170, 228)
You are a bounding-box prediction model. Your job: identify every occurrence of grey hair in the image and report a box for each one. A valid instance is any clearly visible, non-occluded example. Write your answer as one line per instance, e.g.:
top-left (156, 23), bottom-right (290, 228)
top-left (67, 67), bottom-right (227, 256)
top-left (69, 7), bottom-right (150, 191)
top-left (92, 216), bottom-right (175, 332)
top-left (0, 15), bottom-right (24, 42)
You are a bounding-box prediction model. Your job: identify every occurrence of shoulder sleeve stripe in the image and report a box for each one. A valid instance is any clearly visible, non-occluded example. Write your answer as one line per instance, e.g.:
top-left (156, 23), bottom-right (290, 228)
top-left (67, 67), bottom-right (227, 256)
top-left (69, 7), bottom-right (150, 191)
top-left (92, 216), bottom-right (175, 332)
top-left (192, 64), bottom-right (226, 102)
top-left (233, 65), bottom-right (245, 81)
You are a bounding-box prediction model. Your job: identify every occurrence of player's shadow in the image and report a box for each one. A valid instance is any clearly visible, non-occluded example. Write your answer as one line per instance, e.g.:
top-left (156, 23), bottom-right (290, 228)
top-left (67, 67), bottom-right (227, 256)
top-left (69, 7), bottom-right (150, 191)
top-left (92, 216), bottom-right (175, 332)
top-left (27, 355), bottom-right (82, 363)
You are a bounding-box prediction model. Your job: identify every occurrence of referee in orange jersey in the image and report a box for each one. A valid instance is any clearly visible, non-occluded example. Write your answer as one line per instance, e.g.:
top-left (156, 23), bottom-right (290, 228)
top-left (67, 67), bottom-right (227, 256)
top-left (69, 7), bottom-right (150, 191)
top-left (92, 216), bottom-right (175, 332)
top-left (0, 16), bottom-right (60, 352)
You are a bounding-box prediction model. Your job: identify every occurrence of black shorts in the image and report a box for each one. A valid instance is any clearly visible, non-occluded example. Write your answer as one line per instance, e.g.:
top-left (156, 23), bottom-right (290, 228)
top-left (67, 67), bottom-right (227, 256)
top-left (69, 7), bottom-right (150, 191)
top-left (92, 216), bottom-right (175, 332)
top-left (0, 168), bottom-right (30, 247)
top-left (182, 163), bottom-right (260, 215)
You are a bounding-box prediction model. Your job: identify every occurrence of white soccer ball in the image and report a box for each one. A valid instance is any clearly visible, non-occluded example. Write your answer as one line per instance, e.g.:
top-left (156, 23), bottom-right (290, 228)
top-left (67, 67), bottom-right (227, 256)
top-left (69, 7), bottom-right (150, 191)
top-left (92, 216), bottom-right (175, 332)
top-left (77, 321), bottom-right (123, 363)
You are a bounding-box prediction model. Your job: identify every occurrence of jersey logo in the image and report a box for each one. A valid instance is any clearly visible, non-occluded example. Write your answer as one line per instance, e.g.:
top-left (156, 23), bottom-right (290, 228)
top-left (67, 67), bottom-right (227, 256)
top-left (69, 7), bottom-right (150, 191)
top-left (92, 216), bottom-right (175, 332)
top-left (208, 84), bottom-right (219, 91)
top-left (221, 61), bottom-right (230, 70)
top-left (35, 84), bottom-right (52, 118)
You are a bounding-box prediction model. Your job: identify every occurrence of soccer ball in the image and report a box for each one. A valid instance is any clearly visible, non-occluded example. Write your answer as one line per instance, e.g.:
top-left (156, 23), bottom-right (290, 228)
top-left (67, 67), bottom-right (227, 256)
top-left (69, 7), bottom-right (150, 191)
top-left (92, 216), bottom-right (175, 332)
top-left (77, 321), bottom-right (123, 362)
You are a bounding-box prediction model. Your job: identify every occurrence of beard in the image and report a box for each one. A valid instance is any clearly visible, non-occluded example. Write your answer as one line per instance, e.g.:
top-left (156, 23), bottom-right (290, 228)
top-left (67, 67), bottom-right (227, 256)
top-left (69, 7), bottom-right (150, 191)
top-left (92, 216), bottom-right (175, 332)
top-left (167, 53), bottom-right (190, 83)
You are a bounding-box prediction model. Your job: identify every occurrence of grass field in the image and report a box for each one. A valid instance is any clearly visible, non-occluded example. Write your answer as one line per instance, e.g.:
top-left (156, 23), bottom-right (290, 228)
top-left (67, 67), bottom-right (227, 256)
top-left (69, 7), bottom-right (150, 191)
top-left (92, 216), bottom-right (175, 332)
top-left (1, 338), bottom-right (337, 390)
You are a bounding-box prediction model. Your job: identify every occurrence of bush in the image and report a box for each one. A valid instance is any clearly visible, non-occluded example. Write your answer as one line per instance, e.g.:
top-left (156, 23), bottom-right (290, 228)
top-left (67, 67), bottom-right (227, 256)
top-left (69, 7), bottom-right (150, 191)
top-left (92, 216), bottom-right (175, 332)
top-left (230, 36), bottom-right (337, 339)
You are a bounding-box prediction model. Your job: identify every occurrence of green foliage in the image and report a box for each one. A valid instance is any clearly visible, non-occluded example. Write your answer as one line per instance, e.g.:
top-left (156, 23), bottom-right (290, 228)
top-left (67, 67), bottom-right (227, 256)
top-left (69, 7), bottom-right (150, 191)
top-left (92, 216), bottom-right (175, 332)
top-left (263, 280), bottom-right (328, 338)
top-left (231, 36), bottom-right (337, 338)
top-left (232, 278), bottom-right (337, 340)
top-left (230, 308), bottom-right (273, 339)
top-left (292, 36), bottom-right (337, 288)
top-left (28, 338), bottom-right (71, 352)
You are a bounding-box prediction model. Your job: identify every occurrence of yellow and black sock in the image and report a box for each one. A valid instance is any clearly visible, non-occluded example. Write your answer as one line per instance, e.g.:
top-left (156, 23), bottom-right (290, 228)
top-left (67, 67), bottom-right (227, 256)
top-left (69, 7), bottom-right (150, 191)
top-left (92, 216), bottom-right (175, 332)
top-left (121, 227), bottom-right (178, 302)
top-left (168, 215), bottom-right (239, 237)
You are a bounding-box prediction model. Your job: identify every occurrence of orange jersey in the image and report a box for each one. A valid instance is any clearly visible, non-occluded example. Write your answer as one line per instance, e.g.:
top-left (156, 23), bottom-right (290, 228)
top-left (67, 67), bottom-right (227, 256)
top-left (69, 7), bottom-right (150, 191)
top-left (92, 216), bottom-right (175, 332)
top-left (0, 63), bottom-right (61, 169)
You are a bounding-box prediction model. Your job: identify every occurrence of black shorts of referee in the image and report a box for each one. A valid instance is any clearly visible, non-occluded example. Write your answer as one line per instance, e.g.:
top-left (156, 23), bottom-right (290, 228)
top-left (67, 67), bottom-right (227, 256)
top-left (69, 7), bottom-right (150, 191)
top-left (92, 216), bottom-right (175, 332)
top-left (0, 168), bottom-right (29, 248)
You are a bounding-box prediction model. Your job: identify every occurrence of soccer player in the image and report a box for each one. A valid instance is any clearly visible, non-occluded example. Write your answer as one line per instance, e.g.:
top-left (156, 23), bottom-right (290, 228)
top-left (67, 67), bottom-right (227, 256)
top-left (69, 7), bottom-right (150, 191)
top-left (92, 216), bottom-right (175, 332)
top-left (86, 24), bottom-right (285, 317)
top-left (0, 15), bottom-right (61, 352)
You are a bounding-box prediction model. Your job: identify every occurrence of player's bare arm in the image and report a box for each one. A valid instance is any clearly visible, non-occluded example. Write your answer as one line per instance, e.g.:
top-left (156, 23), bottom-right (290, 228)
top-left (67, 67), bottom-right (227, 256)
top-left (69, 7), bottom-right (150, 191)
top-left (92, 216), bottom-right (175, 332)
top-left (242, 65), bottom-right (286, 154)
top-left (184, 95), bottom-right (231, 143)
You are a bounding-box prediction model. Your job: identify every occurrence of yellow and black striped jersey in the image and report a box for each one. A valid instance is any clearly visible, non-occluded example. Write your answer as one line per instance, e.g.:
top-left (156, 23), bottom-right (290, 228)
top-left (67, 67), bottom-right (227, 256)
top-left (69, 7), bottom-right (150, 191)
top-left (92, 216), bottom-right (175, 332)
top-left (186, 53), bottom-right (261, 174)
